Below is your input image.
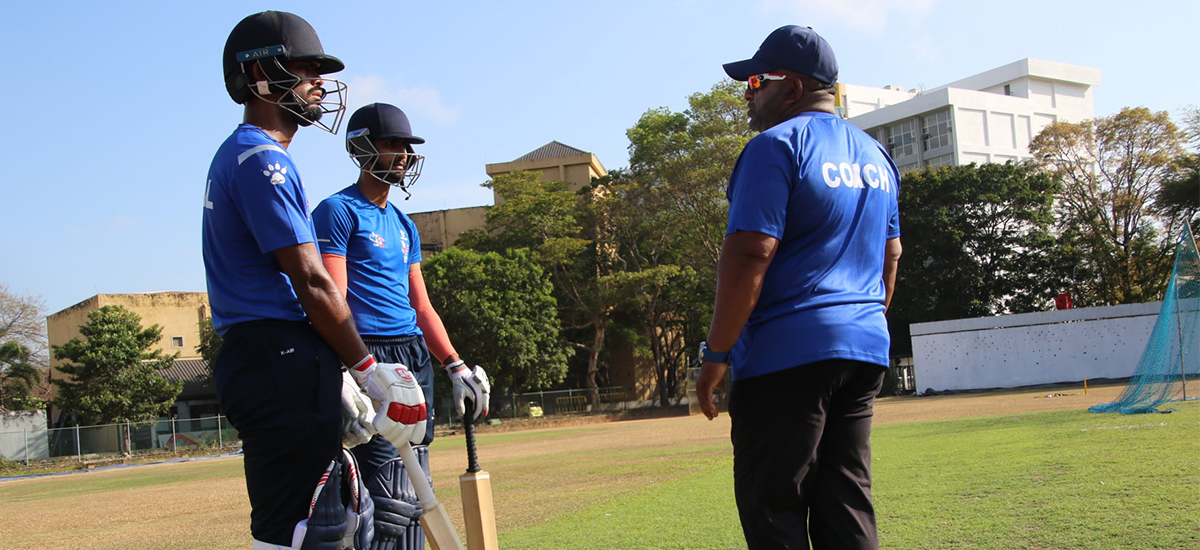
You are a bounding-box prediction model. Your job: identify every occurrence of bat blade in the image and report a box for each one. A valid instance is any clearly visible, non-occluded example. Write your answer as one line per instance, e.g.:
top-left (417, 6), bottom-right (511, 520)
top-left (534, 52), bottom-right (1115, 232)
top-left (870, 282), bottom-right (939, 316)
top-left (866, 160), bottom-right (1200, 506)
top-left (460, 470), bottom-right (499, 550)
top-left (397, 442), bottom-right (464, 550)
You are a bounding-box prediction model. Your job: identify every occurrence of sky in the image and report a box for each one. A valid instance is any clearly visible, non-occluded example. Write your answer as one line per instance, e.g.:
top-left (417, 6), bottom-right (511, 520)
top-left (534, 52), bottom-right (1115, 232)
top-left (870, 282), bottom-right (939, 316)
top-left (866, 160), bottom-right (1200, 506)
top-left (2, 0), bottom-right (1197, 316)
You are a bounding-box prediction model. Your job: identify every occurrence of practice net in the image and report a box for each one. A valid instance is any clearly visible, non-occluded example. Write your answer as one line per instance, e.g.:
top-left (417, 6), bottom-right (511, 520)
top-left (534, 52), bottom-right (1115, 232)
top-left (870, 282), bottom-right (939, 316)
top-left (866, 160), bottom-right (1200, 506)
top-left (1090, 223), bottom-right (1200, 414)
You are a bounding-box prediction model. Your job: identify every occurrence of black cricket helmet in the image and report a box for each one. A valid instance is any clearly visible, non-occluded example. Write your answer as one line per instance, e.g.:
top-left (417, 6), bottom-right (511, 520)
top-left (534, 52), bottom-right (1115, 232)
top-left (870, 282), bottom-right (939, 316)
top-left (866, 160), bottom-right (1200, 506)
top-left (346, 103), bottom-right (426, 194)
top-left (223, 11), bottom-right (348, 134)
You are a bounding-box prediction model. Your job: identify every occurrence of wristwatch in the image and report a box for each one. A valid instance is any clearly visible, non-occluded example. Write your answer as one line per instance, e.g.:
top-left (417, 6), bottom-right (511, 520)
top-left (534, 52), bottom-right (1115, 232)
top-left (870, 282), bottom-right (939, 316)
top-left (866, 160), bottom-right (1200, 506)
top-left (700, 341), bottom-right (731, 363)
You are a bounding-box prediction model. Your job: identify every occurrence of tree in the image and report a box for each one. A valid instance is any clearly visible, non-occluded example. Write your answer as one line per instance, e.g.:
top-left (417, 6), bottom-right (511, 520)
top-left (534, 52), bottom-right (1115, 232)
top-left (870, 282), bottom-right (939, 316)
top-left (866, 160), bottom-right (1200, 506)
top-left (888, 162), bottom-right (1064, 355)
top-left (1030, 106), bottom-right (1185, 304)
top-left (459, 171), bottom-right (631, 403)
top-left (601, 80), bottom-right (752, 405)
top-left (422, 247), bottom-right (573, 396)
top-left (0, 285), bottom-right (48, 363)
top-left (52, 305), bottom-right (182, 425)
top-left (1, 342), bottom-right (45, 411)
top-left (1154, 106), bottom-right (1200, 235)
top-left (196, 317), bottom-right (222, 384)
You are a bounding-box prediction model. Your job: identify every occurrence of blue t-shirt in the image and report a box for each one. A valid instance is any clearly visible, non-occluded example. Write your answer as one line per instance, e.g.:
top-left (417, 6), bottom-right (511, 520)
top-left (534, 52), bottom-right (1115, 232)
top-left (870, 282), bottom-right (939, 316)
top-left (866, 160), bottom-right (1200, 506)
top-left (726, 111), bottom-right (901, 379)
top-left (312, 185), bottom-right (424, 337)
top-left (202, 124), bottom-right (315, 335)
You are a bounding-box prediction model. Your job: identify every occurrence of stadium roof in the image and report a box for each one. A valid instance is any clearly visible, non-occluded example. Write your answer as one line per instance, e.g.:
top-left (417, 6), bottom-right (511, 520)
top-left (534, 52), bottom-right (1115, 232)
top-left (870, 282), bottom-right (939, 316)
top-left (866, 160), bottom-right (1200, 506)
top-left (512, 141), bottom-right (590, 162)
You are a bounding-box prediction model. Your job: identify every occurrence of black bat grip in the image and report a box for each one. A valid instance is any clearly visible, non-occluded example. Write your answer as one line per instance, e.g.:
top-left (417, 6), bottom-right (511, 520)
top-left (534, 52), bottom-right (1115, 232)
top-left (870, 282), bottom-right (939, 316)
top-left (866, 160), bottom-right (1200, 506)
top-left (464, 401), bottom-right (481, 473)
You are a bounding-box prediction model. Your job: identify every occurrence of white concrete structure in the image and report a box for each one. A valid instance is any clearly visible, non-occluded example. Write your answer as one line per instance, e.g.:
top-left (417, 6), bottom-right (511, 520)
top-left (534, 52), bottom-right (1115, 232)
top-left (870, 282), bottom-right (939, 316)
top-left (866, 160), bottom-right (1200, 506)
top-left (0, 410), bottom-right (49, 461)
top-left (910, 302), bottom-right (1158, 393)
top-left (841, 58), bottom-right (1102, 173)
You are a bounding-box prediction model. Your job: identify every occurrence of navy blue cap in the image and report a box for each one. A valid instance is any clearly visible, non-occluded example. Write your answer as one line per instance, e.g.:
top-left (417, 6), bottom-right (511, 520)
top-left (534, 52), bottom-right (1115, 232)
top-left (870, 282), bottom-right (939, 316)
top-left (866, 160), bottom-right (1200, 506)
top-left (347, 103), bottom-right (425, 144)
top-left (723, 25), bottom-right (838, 85)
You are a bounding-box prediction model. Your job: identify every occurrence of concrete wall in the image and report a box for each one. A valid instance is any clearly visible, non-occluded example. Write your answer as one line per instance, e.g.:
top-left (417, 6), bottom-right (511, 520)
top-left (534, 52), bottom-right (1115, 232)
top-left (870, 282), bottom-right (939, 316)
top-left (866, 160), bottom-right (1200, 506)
top-left (48, 292), bottom-right (210, 370)
top-left (409, 206), bottom-right (490, 254)
top-left (910, 302), bottom-right (1159, 393)
top-left (0, 410), bottom-right (49, 461)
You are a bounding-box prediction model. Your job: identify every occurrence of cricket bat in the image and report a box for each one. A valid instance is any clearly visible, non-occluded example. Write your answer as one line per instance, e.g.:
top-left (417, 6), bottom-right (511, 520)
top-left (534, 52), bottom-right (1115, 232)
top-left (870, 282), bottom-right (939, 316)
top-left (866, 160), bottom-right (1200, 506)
top-left (396, 442), bottom-right (464, 550)
top-left (460, 405), bottom-right (499, 550)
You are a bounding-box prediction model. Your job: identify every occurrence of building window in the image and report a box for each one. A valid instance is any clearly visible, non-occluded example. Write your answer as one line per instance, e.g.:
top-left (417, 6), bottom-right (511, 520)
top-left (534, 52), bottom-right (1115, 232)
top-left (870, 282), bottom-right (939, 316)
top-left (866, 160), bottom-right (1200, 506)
top-left (897, 163), bottom-right (919, 174)
top-left (171, 336), bottom-right (184, 349)
top-left (1004, 84), bottom-right (1012, 96)
top-left (925, 154), bottom-right (955, 168)
top-left (887, 120), bottom-right (916, 160)
top-left (922, 110), bottom-right (952, 152)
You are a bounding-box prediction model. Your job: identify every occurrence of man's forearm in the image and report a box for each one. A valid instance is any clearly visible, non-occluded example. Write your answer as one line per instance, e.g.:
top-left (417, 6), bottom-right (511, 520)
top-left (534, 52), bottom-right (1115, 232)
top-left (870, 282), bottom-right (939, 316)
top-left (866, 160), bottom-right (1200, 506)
top-left (295, 279), bottom-right (371, 366)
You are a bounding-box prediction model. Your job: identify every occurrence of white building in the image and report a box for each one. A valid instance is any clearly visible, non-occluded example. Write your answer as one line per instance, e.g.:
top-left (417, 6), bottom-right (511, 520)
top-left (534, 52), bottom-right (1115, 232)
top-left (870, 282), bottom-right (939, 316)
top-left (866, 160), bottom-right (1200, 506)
top-left (840, 58), bottom-right (1102, 173)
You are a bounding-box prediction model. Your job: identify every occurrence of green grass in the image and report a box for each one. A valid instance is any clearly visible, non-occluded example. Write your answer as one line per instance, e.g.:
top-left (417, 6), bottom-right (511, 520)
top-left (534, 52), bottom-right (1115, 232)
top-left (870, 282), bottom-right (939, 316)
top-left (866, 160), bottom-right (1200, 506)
top-left (498, 404), bottom-right (1199, 549)
top-left (2, 404), bottom-right (1196, 549)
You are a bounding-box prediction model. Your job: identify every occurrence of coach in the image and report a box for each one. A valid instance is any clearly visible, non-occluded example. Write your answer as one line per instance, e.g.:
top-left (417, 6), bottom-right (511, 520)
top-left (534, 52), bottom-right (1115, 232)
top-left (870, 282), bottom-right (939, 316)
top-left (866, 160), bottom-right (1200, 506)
top-left (695, 25), bottom-right (903, 550)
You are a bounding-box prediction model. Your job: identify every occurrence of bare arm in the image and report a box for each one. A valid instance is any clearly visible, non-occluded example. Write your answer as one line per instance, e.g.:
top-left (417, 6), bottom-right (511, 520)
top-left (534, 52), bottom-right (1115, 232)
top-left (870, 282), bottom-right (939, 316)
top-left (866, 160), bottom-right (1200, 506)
top-left (696, 230), bottom-right (779, 420)
top-left (882, 237), bottom-right (902, 312)
top-left (705, 231), bottom-right (780, 351)
top-left (274, 242), bottom-right (370, 366)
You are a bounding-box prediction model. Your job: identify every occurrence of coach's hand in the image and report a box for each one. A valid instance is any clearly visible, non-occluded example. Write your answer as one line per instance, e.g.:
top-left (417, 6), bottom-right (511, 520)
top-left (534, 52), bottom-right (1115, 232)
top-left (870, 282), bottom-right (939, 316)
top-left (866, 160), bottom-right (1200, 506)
top-left (445, 360), bottom-right (490, 422)
top-left (339, 370), bottom-right (377, 448)
top-left (349, 356), bottom-right (428, 446)
top-left (696, 360), bottom-right (728, 420)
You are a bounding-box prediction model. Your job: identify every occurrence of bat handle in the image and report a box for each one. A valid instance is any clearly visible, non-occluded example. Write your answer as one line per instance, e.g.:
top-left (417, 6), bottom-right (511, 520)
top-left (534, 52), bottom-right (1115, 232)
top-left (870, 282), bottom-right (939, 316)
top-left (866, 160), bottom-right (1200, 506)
top-left (464, 401), bottom-right (481, 473)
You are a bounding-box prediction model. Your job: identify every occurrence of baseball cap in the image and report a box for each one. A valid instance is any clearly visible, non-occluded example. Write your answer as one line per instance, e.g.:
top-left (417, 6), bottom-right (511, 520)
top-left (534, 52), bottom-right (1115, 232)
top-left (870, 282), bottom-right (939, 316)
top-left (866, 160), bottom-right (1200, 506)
top-left (723, 25), bottom-right (838, 85)
top-left (347, 103), bottom-right (425, 144)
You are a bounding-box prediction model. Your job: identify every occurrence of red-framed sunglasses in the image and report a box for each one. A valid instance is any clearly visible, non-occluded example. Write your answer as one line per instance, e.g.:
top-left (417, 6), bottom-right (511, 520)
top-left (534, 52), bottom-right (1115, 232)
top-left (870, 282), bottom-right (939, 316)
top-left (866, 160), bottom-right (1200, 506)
top-left (747, 73), bottom-right (802, 92)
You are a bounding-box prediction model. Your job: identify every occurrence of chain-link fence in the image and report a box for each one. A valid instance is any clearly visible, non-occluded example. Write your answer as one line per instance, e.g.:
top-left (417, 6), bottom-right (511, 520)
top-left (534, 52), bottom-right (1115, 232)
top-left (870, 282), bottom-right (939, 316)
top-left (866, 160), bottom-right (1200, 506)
top-left (2, 385), bottom-right (663, 462)
top-left (0, 415), bottom-right (239, 462)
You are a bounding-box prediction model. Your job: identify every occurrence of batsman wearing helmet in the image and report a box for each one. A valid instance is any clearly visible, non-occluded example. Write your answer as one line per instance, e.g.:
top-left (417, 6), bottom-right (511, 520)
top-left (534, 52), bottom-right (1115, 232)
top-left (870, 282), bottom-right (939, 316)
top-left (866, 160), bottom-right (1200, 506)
top-left (204, 12), bottom-right (429, 549)
top-left (313, 103), bottom-right (492, 550)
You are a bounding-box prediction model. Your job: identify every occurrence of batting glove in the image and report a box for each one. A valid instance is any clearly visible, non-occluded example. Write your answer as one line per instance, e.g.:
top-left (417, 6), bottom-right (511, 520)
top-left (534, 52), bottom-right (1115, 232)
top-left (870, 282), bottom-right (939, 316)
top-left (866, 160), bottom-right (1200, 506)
top-left (445, 360), bottom-right (491, 421)
top-left (339, 370), bottom-right (377, 449)
top-left (348, 355), bottom-right (428, 447)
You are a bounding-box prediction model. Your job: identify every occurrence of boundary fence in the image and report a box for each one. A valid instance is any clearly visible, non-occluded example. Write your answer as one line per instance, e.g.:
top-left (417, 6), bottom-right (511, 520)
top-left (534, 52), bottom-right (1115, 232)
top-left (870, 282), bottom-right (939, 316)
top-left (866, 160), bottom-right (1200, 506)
top-left (2, 385), bottom-right (658, 462)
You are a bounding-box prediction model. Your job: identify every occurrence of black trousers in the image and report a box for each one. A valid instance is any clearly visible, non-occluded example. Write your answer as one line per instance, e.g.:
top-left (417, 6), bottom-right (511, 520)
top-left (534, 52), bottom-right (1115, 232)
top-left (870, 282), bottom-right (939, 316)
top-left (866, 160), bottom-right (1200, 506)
top-left (729, 359), bottom-right (886, 550)
top-left (213, 320), bottom-right (342, 546)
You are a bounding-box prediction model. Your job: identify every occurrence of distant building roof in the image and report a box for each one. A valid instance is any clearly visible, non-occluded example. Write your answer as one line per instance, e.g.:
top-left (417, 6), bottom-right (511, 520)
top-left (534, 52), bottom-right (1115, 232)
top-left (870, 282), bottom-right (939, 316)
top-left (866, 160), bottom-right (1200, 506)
top-left (513, 141), bottom-right (590, 162)
top-left (158, 359), bottom-right (214, 401)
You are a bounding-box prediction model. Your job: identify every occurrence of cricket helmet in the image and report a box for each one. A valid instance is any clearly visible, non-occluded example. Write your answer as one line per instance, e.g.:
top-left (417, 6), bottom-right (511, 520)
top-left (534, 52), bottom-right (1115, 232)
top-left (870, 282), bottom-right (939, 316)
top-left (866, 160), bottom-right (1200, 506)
top-left (346, 103), bottom-right (426, 194)
top-left (223, 11), bottom-right (348, 134)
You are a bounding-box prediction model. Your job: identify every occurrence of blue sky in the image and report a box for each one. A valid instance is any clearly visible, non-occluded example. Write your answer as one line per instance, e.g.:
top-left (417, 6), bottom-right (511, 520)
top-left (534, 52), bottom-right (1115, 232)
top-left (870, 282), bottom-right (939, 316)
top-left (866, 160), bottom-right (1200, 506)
top-left (2, 0), bottom-right (1196, 315)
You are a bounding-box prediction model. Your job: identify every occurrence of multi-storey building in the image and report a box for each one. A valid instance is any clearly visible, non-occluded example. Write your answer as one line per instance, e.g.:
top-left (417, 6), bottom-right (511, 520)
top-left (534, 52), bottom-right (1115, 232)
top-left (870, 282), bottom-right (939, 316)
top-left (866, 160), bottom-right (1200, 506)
top-left (840, 58), bottom-right (1101, 172)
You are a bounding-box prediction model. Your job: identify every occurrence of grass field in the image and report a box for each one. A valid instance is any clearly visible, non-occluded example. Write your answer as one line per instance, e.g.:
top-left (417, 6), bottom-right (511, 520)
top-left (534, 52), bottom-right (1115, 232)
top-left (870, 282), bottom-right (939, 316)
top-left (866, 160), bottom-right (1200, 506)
top-left (2, 384), bottom-right (1197, 549)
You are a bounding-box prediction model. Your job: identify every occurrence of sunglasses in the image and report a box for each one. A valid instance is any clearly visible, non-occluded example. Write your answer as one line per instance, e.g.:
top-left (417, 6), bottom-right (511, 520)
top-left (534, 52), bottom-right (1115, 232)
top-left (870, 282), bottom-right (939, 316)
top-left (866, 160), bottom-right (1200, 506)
top-left (747, 73), bottom-right (802, 92)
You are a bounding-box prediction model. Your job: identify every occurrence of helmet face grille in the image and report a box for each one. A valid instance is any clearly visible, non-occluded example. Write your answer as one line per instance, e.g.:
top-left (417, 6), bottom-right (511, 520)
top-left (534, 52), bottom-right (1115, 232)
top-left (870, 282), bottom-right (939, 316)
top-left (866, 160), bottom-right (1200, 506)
top-left (223, 11), bottom-right (344, 111)
top-left (347, 129), bottom-right (425, 192)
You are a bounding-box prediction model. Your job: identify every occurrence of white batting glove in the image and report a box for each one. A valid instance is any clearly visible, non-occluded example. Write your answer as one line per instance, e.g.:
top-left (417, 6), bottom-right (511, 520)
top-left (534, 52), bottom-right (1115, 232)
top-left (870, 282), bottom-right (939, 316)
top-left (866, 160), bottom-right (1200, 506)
top-left (340, 370), bottom-right (377, 448)
top-left (348, 355), bottom-right (427, 447)
top-left (445, 360), bottom-right (491, 421)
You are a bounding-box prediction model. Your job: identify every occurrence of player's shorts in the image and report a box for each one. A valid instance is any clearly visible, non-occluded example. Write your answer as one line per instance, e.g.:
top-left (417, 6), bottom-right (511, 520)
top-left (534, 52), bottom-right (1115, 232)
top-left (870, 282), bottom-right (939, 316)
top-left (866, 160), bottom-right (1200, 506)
top-left (348, 334), bottom-right (434, 478)
top-left (213, 320), bottom-right (342, 547)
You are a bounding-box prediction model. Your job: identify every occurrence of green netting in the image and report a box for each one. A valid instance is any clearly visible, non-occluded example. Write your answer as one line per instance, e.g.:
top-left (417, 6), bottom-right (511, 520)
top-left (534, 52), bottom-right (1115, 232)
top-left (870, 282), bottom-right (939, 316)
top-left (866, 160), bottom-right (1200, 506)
top-left (1091, 224), bottom-right (1200, 414)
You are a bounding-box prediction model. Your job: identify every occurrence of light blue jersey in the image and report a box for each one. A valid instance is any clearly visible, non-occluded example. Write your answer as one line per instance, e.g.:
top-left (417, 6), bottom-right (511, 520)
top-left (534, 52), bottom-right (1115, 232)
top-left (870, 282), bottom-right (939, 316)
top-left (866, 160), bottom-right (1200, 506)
top-left (202, 124), bottom-right (315, 335)
top-left (312, 185), bottom-right (423, 337)
top-left (726, 111), bottom-right (901, 379)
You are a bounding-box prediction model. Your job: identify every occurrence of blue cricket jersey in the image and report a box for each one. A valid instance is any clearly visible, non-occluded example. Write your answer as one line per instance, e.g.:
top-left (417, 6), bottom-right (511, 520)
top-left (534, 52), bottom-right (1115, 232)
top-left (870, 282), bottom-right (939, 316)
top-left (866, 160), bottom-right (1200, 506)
top-left (726, 111), bottom-right (901, 380)
top-left (312, 185), bottom-right (423, 337)
top-left (202, 124), bottom-right (315, 335)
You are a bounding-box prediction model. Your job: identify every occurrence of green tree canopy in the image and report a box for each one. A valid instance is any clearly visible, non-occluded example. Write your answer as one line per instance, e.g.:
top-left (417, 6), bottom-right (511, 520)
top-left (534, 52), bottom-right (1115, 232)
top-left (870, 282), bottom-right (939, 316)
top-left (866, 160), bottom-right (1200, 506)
top-left (422, 247), bottom-right (573, 395)
top-left (52, 305), bottom-right (182, 425)
top-left (1030, 106), bottom-right (1184, 304)
top-left (889, 162), bottom-right (1064, 354)
top-left (1, 341), bottom-right (45, 411)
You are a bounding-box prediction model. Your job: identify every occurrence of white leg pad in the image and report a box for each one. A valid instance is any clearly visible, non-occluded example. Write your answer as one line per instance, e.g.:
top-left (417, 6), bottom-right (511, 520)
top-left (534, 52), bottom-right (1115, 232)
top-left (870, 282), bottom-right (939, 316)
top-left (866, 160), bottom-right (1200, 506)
top-left (252, 539), bottom-right (299, 550)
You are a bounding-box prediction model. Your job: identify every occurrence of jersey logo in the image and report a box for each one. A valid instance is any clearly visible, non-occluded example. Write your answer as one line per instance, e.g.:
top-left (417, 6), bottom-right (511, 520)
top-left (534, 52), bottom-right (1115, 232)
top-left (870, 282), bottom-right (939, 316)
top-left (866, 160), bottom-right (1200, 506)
top-left (369, 232), bottom-right (386, 248)
top-left (263, 162), bottom-right (288, 185)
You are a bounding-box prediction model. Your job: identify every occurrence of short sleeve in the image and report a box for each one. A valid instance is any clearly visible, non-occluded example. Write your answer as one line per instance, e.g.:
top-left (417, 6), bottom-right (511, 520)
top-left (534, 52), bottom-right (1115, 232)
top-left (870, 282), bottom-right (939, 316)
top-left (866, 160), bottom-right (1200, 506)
top-left (726, 135), bottom-right (795, 239)
top-left (313, 198), bottom-right (354, 256)
top-left (230, 150), bottom-right (314, 253)
top-left (887, 170), bottom-right (902, 239)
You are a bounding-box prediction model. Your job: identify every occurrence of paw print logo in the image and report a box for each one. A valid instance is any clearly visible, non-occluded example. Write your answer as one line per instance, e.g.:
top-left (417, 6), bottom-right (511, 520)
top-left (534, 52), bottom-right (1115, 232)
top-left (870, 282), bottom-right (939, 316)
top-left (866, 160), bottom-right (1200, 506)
top-left (262, 162), bottom-right (288, 185)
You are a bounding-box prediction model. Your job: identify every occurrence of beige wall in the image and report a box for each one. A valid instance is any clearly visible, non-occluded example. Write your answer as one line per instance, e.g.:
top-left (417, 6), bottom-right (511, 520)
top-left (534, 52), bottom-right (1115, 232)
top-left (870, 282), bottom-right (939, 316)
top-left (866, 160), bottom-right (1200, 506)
top-left (48, 292), bottom-right (211, 371)
top-left (485, 153), bottom-right (607, 204)
top-left (409, 206), bottom-right (490, 254)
